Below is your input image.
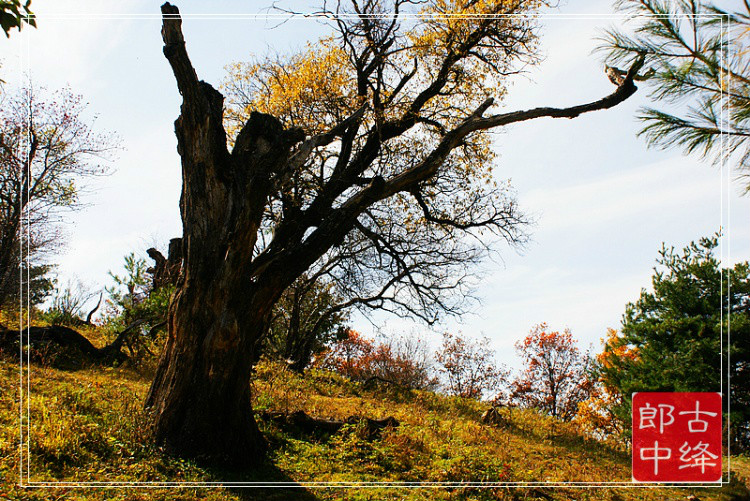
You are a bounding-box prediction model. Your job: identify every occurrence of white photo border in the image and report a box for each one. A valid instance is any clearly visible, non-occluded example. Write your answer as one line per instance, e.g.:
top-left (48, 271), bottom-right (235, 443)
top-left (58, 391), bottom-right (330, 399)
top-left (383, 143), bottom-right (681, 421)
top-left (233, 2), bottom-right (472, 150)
top-left (15, 8), bottom-right (734, 490)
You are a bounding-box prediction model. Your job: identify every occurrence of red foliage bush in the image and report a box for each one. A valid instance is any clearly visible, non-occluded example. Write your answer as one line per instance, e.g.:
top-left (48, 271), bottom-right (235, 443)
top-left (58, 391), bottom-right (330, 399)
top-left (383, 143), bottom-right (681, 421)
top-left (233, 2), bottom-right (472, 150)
top-left (316, 329), bottom-right (438, 390)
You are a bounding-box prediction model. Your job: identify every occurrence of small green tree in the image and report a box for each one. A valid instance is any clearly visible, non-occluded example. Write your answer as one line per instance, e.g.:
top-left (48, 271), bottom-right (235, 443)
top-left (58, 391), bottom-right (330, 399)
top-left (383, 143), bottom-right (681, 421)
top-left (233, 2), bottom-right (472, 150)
top-left (602, 0), bottom-right (750, 192)
top-left (599, 234), bottom-right (750, 450)
top-left (104, 252), bottom-right (171, 361)
top-left (106, 253), bottom-right (150, 320)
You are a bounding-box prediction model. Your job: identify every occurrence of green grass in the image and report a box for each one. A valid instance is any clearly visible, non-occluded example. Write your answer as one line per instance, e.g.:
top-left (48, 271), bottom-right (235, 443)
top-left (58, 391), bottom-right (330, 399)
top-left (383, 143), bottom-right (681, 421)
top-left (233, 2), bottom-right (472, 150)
top-left (0, 352), bottom-right (749, 501)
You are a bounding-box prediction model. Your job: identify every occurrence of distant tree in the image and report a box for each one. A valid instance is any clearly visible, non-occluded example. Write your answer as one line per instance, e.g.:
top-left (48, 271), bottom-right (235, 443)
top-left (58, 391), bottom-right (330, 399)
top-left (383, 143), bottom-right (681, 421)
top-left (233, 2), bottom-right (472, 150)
top-left (1, 0), bottom-right (35, 38)
top-left (511, 323), bottom-right (593, 420)
top-left (602, 0), bottom-right (750, 192)
top-left (598, 234), bottom-right (750, 450)
top-left (265, 275), bottom-right (349, 372)
top-left (375, 333), bottom-right (439, 390)
top-left (0, 85), bottom-right (116, 308)
top-left (435, 331), bottom-right (506, 400)
top-left (317, 329), bottom-right (438, 390)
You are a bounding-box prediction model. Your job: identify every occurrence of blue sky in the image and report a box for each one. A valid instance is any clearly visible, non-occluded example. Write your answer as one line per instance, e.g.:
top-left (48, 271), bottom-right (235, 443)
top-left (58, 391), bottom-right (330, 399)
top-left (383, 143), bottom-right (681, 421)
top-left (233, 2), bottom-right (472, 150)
top-left (3, 0), bottom-right (748, 370)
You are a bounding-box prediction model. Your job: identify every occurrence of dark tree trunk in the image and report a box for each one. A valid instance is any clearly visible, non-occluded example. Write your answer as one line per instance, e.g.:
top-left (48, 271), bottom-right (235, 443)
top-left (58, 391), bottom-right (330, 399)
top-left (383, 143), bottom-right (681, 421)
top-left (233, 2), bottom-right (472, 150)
top-left (145, 285), bottom-right (272, 464)
top-left (0, 226), bottom-right (20, 307)
top-left (146, 237), bottom-right (183, 289)
top-left (282, 285), bottom-right (302, 364)
top-left (281, 285), bottom-right (318, 373)
top-left (144, 4), bottom-right (304, 465)
top-left (287, 333), bottom-right (317, 373)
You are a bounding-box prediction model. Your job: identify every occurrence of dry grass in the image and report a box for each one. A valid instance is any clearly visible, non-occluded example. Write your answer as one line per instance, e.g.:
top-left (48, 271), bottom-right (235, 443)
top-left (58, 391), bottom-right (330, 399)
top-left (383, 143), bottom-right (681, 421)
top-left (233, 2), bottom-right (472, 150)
top-left (0, 354), bottom-right (747, 501)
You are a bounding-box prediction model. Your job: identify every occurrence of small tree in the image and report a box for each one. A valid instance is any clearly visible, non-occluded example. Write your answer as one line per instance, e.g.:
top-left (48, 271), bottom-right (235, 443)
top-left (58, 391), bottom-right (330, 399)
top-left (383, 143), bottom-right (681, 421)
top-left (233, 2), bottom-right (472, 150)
top-left (511, 323), bottom-right (593, 420)
top-left (602, 0), bottom-right (750, 192)
top-left (435, 331), bottom-right (505, 400)
top-left (106, 253), bottom-right (151, 321)
top-left (104, 252), bottom-right (171, 361)
top-left (0, 85), bottom-right (117, 307)
top-left (598, 234), bottom-right (750, 450)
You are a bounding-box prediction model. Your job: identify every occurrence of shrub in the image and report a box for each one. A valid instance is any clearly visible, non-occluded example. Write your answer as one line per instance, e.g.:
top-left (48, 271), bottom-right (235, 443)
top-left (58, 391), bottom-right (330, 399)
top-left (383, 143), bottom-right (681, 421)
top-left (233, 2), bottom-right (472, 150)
top-left (316, 329), bottom-right (438, 390)
top-left (434, 331), bottom-right (507, 400)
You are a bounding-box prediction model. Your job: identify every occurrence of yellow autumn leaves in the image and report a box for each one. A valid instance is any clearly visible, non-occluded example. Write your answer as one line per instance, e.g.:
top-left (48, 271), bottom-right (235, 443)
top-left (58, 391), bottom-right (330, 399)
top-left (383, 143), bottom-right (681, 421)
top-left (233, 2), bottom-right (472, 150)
top-left (223, 37), bottom-right (357, 139)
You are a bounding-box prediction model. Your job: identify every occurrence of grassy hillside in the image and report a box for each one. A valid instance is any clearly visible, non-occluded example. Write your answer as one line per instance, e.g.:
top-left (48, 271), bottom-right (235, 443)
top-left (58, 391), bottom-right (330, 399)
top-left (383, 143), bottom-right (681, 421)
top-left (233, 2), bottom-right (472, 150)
top-left (0, 346), bottom-right (749, 501)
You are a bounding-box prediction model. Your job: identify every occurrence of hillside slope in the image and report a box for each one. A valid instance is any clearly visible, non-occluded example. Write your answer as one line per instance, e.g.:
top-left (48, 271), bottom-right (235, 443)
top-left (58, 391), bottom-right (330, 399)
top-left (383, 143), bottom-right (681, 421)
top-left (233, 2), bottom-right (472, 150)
top-left (0, 352), bottom-right (748, 501)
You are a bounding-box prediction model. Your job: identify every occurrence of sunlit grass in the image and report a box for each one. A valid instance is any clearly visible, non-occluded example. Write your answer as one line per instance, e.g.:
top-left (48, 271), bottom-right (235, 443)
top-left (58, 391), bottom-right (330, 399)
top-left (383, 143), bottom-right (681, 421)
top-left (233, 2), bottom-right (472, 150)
top-left (0, 354), bottom-right (748, 500)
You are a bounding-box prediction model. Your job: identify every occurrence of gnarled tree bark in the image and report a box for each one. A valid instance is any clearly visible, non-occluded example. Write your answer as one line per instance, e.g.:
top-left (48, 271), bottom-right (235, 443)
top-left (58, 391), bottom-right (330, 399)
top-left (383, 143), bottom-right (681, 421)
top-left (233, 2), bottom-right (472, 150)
top-left (144, 3), bottom-right (314, 465)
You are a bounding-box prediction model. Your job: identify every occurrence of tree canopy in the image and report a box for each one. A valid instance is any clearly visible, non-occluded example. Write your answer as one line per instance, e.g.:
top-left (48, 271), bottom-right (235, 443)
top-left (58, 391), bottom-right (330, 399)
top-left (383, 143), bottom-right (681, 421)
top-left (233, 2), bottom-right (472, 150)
top-left (0, 85), bottom-right (117, 308)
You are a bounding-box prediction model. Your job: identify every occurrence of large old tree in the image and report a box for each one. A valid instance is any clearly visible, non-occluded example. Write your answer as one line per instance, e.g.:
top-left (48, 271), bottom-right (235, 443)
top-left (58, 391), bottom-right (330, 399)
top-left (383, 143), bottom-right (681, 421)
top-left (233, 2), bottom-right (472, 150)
top-left (147, 0), bottom-right (647, 464)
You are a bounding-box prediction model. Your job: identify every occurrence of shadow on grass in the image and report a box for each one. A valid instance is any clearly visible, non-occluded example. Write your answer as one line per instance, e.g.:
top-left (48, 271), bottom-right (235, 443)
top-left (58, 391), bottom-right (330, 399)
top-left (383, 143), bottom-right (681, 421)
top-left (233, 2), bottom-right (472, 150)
top-left (203, 459), bottom-right (322, 501)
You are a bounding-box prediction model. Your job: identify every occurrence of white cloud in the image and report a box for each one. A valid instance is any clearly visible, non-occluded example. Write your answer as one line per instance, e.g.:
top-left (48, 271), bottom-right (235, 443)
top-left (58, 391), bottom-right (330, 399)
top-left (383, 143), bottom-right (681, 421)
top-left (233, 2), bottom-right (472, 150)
top-left (522, 155), bottom-right (723, 231)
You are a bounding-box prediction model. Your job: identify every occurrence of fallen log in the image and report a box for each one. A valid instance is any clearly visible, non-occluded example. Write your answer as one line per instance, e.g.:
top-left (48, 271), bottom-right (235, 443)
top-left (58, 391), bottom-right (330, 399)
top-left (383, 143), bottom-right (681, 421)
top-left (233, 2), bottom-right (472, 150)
top-left (1, 325), bottom-right (111, 357)
top-left (362, 375), bottom-right (403, 389)
top-left (0, 322), bottom-right (157, 366)
top-left (258, 409), bottom-right (399, 439)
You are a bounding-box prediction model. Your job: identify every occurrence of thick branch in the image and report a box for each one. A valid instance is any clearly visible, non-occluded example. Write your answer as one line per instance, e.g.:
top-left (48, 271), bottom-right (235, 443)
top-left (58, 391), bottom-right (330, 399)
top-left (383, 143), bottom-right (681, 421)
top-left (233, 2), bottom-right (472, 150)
top-left (378, 55), bottom-right (647, 198)
top-left (270, 56), bottom-right (644, 282)
top-left (471, 79), bottom-right (639, 129)
top-left (274, 103), bottom-right (368, 190)
top-left (84, 293), bottom-right (102, 325)
top-left (160, 3), bottom-right (200, 104)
